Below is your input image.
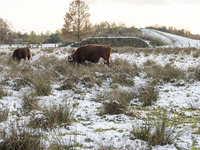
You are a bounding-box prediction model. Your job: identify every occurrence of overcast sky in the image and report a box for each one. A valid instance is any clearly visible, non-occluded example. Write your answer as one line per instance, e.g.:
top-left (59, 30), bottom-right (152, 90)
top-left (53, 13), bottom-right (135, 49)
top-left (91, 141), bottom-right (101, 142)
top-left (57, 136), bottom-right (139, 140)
top-left (0, 0), bottom-right (200, 34)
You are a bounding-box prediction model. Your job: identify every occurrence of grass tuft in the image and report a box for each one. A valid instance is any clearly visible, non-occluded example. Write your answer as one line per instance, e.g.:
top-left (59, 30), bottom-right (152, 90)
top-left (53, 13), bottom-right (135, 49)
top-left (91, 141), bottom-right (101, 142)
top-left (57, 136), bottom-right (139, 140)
top-left (28, 104), bottom-right (72, 130)
top-left (131, 110), bottom-right (182, 146)
top-left (138, 83), bottom-right (159, 107)
top-left (0, 125), bottom-right (42, 150)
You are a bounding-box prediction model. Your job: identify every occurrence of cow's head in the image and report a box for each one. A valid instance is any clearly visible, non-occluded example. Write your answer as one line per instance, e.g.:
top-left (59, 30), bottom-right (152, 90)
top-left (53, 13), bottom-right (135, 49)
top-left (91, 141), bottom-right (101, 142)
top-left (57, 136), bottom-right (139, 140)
top-left (12, 55), bottom-right (16, 60)
top-left (68, 54), bottom-right (74, 62)
top-left (12, 53), bottom-right (17, 60)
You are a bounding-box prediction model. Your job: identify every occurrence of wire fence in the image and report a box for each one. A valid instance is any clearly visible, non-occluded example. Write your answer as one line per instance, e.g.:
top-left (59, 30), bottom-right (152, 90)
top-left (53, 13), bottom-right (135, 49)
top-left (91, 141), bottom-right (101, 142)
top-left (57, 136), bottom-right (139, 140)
top-left (0, 43), bottom-right (62, 49)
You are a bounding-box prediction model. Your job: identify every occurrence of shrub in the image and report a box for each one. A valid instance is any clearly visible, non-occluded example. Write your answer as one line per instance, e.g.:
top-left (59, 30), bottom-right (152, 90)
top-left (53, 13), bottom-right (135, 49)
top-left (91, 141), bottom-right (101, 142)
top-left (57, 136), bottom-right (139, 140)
top-left (111, 72), bottom-right (134, 87)
top-left (28, 111), bottom-right (49, 130)
top-left (80, 75), bottom-right (96, 88)
top-left (28, 104), bottom-right (72, 130)
top-left (33, 55), bottom-right (69, 79)
top-left (31, 71), bottom-right (52, 96)
top-left (100, 89), bottom-right (136, 115)
top-left (0, 125), bottom-right (42, 150)
top-left (145, 63), bottom-right (184, 83)
top-left (57, 78), bottom-right (76, 90)
top-left (44, 105), bottom-right (72, 127)
top-left (102, 100), bottom-right (126, 115)
top-left (194, 66), bottom-right (200, 81)
top-left (111, 59), bottom-right (139, 77)
top-left (192, 50), bottom-right (200, 58)
top-left (41, 47), bottom-right (54, 53)
top-left (131, 111), bottom-right (182, 146)
top-left (52, 59), bottom-right (69, 76)
top-left (162, 64), bottom-right (184, 82)
top-left (22, 93), bottom-right (39, 115)
top-left (138, 83), bottom-right (159, 107)
top-left (110, 59), bottom-right (138, 87)
top-left (0, 88), bottom-right (7, 99)
top-left (12, 78), bottom-right (31, 91)
top-left (87, 65), bottom-right (112, 87)
top-left (0, 108), bottom-right (9, 122)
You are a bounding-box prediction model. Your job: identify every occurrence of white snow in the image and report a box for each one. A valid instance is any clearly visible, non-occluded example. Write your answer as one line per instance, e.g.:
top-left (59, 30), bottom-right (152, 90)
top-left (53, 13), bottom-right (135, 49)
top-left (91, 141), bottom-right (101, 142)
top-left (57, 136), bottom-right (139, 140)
top-left (141, 28), bottom-right (200, 48)
top-left (0, 30), bottom-right (200, 149)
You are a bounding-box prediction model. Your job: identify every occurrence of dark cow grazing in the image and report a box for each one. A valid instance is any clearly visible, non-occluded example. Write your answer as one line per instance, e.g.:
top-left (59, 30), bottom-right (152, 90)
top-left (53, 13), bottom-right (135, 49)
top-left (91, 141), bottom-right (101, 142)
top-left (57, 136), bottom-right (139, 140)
top-left (12, 47), bottom-right (31, 62)
top-left (68, 44), bottom-right (112, 66)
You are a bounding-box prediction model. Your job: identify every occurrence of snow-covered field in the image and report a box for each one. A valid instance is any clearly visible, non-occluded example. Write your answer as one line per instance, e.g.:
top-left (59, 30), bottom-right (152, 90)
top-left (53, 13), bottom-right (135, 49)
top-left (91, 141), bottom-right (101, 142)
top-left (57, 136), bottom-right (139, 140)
top-left (0, 31), bottom-right (200, 149)
top-left (141, 28), bottom-right (200, 48)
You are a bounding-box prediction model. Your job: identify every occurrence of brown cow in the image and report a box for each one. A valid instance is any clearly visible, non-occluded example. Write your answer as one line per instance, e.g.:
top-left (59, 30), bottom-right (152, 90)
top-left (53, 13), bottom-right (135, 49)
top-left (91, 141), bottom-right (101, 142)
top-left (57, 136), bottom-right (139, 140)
top-left (68, 44), bottom-right (112, 66)
top-left (12, 47), bottom-right (31, 62)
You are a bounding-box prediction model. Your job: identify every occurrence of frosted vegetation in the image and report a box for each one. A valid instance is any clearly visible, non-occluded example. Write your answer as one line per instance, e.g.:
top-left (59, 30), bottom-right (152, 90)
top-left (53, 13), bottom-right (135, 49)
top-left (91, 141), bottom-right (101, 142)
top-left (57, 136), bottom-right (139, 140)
top-left (0, 45), bottom-right (200, 149)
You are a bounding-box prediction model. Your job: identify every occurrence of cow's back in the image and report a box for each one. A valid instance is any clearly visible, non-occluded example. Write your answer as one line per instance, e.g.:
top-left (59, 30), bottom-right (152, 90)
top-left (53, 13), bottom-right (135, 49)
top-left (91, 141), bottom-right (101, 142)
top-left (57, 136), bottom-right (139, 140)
top-left (72, 44), bottom-right (112, 65)
top-left (12, 47), bottom-right (31, 61)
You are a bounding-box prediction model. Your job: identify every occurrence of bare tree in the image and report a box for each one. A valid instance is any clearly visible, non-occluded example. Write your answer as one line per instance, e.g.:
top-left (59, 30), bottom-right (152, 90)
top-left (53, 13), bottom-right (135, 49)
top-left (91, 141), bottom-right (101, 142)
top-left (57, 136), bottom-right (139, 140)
top-left (62, 0), bottom-right (93, 44)
top-left (0, 18), bottom-right (11, 44)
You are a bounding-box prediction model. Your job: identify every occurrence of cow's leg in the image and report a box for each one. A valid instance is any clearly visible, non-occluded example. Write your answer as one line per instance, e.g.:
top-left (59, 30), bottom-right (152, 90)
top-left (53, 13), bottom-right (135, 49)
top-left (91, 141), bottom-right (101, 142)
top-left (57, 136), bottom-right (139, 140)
top-left (17, 58), bottom-right (21, 64)
top-left (106, 55), bottom-right (111, 66)
top-left (106, 60), bottom-right (109, 66)
top-left (102, 55), bottom-right (110, 66)
top-left (103, 57), bottom-right (110, 66)
top-left (95, 58), bottom-right (100, 63)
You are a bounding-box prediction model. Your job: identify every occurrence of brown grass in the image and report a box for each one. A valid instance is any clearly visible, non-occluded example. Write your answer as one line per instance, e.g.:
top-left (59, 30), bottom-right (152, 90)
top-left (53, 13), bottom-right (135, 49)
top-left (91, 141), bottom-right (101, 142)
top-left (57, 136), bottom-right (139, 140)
top-left (99, 89), bottom-right (136, 115)
top-left (137, 83), bottom-right (159, 107)
top-left (0, 108), bottom-right (9, 122)
top-left (28, 104), bottom-right (72, 130)
top-left (145, 63), bottom-right (185, 83)
top-left (0, 125), bottom-right (42, 150)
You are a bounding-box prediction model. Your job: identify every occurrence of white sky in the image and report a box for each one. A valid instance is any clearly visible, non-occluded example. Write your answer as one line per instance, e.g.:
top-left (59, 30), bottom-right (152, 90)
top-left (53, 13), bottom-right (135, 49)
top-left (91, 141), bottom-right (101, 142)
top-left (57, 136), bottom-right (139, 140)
top-left (0, 0), bottom-right (200, 34)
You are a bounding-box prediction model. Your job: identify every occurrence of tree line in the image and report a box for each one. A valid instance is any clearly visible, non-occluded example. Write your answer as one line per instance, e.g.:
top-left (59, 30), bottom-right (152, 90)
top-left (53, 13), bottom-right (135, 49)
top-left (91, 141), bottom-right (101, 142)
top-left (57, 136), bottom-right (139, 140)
top-left (0, 18), bottom-right (140, 45)
top-left (1, 0), bottom-right (200, 45)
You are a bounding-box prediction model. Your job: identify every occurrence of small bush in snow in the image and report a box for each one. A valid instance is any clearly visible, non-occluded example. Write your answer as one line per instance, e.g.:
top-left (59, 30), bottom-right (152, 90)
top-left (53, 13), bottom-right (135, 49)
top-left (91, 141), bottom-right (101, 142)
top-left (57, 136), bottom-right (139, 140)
top-left (102, 100), bottom-right (126, 115)
top-left (100, 89), bottom-right (136, 115)
top-left (29, 105), bottom-right (72, 130)
top-left (41, 47), bottom-right (54, 53)
top-left (110, 59), bottom-right (138, 86)
top-left (0, 125), bottom-right (42, 150)
top-left (138, 83), bottom-right (159, 107)
top-left (0, 88), bottom-right (7, 99)
top-left (192, 50), bottom-right (200, 58)
top-left (31, 72), bottom-right (52, 96)
top-left (57, 78), bottom-right (77, 90)
top-left (44, 105), bottom-right (72, 129)
top-left (111, 72), bottom-right (134, 87)
top-left (131, 111), bottom-right (182, 147)
top-left (111, 59), bottom-right (139, 76)
top-left (194, 66), bottom-right (200, 81)
top-left (145, 63), bottom-right (184, 83)
top-left (12, 78), bottom-right (31, 91)
top-left (80, 75), bottom-right (96, 88)
top-left (0, 108), bottom-right (9, 122)
top-left (22, 93), bottom-right (39, 115)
